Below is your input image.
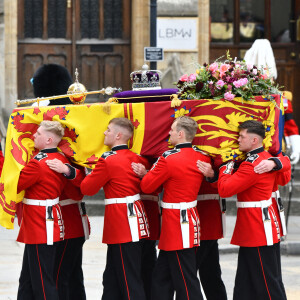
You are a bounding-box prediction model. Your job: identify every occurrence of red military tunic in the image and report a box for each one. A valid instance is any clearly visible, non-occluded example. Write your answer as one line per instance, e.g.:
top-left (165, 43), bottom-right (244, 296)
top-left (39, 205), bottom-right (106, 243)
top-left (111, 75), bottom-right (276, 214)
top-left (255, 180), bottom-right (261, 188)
top-left (141, 143), bottom-right (211, 251)
top-left (218, 147), bottom-right (281, 247)
top-left (59, 171), bottom-right (88, 240)
top-left (80, 144), bottom-right (149, 244)
top-left (284, 98), bottom-right (299, 136)
top-left (140, 192), bottom-right (160, 241)
top-left (17, 148), bottom-right (69, 244)
top-left (197, 180), bottom-right (224, 240)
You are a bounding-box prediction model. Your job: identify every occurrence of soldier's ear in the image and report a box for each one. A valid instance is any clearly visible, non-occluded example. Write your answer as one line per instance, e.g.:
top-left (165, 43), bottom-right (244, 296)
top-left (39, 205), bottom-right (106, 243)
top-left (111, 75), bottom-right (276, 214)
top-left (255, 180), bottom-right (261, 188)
top-left (115, 132), bottom-right (122, 140)
top-left (178, 130), bottom-right (184, 138)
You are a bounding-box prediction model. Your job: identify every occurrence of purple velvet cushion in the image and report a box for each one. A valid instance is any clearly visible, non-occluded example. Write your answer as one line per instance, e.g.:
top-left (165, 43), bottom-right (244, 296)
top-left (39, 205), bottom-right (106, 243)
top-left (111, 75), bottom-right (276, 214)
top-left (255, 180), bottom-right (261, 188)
top-left (113, 88), bottom-right (178, 103)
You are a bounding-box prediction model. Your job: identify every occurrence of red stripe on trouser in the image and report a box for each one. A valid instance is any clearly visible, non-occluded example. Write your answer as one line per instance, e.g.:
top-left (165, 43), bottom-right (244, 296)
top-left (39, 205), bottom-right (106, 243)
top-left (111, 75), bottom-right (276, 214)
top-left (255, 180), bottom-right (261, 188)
top-left (36, 245), bottom-right (47, 300)
top-left (119, 244), bottom-right (131, 300)
top-left (257, 247), bottom-right (272, 300)
top-left (175, 251), bottom-right (190, 300)
top-left (56, 240), bottom-right (68, 288)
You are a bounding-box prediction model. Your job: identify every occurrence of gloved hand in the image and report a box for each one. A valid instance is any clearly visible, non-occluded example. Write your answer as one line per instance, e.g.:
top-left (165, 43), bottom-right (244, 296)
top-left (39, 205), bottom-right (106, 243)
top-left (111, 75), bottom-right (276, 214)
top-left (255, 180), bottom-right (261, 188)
top-left (288, 135), bottom-right (300, 165)
top-left (223, 161), bottom-right (234, 174)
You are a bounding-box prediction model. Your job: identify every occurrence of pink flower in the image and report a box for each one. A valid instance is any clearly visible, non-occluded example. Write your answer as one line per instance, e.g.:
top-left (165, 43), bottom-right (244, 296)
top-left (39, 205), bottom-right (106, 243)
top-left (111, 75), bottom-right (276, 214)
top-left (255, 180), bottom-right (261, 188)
top-left (216, 80), bottom-right (225, 89)
top-left (233, 78), bottom-right (248, 88)
top-left (224, 91), bottom-right (235, 101)
top-left (209, 62), bottom-right (218, 73)
top-left (260, 73), bottom-right (268, 80)
top-left (252, 69), bottom-right (257, 75)
top-left (227, 84), bottom-right (232, 91)
top-left (247, 64), bottom-right (253, 71)
top-left (180, 74), bottom-right (189, 82)
top-left (188, 73), bottom-right (197, 82)
top-left (219, 64), bottom-right (230, 76)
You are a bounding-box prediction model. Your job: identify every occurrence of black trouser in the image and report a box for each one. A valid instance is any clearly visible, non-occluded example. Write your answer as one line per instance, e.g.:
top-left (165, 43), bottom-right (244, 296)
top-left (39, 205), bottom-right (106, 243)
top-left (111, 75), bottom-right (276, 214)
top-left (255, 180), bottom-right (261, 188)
top-left (151, 248), bottom-right (203, 300)
top-left (18, 243), bottom-right (59, 300)
top-left (196, 240), bottom-right (227, 300)
top-left (55, 236), bottom-right (86, 300)
top-left (141, 239), bottom-right (157, 300)
top-left (233, 243), bottom-right (287, 300)
top-left (102, 241), bottom-right (146, 300)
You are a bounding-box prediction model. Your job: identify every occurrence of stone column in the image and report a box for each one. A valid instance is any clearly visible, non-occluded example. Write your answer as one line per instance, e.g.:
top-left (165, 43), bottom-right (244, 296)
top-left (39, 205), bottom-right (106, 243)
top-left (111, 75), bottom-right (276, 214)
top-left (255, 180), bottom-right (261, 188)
top-left (198, 0), bottom-right (209, 64)
top-left (3, 0), bottom-right (17, 124)
top-left (131, 0), bottom-right (150, 72)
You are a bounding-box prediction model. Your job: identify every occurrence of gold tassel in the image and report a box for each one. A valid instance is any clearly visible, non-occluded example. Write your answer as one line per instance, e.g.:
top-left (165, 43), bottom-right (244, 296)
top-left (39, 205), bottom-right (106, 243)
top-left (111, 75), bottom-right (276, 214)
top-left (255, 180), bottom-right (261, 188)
top-left (102, 97), bottom-right (119, 114)
top-left (170, 94), bottom-right (182, 108)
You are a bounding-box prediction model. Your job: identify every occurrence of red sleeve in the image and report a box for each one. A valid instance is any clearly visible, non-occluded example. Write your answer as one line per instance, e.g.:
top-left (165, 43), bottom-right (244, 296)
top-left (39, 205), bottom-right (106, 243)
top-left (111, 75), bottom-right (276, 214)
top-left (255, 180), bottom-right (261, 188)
top-left (284, 100), bottom-right (299, 136)
top-left (141, 156), bottom-right (169, 194)
top-left (17, 160), bottom-right (41, 193)
top-left (218, 162), bottom-right (258, 198)
top-left (273, 154), bottom-right (291, 186)
top-left (62, 166), bottom-right (86, 200)
top-left (276, 170), bottom-right (291, 187)
top-left (80, 158), bottom-right (109, 196)
top-left (273, 153), bottom-right (291, 173)
top-left (66, 164), bottom-right (86, 187)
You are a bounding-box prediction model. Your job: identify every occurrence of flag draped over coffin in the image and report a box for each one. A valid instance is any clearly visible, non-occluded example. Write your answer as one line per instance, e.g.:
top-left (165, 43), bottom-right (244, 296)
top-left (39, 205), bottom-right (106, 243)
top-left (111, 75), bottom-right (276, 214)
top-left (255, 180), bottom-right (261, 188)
top-left (0, 94), bottom-right (283, 228)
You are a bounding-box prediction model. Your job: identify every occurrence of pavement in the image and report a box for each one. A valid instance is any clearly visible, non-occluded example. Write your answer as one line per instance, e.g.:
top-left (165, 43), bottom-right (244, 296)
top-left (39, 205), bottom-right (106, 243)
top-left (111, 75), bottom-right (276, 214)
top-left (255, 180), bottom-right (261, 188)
top-left (0, 215), bottom-right (300, 299)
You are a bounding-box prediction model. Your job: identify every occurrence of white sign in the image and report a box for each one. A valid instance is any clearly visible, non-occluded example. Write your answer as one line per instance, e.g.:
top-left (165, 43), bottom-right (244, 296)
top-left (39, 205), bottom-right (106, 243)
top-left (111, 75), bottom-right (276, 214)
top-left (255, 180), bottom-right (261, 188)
top-left (157, 17), bottom-right (198, 51)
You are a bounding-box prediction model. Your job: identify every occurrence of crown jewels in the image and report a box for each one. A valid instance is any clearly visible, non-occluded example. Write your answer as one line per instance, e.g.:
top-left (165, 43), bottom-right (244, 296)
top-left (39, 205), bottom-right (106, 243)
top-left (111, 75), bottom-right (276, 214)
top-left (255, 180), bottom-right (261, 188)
top-left (130, 64), bottom-right (162, 91)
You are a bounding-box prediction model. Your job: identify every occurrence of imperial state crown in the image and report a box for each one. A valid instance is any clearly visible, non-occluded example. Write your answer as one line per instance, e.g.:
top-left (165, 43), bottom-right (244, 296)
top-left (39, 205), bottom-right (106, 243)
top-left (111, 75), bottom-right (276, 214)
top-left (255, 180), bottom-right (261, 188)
top-left (130, 64), bottom-right (162, 90)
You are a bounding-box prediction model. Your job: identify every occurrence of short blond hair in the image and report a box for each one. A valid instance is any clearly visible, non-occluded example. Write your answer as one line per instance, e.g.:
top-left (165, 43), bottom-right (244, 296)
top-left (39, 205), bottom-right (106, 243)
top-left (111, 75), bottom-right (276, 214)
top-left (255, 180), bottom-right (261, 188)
top-left (40, 120), bottom-right (65, 139)
top-left (109, 118), bottom-right (134, 137)
top-left (174, 116), bottom-right (198, 141)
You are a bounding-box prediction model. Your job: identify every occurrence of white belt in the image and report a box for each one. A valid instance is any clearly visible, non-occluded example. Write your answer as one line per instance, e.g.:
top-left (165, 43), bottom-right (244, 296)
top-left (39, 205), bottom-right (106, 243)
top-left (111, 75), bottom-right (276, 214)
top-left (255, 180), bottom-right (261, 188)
top-left (60, 199), bottom-right (80, 206)
top-left (105, 194), bottom-right (140, 242)
top-left (161, 200), bottom-right (197, 209)
top-left (272, 190), bottom-right (287, 236)
top-left (197, 194), bottom-right (219, 201)
top-left (104, 194), bottom-right (140, 205)
top-left (23, 197), bottom-right (59, 245)
top-left (237, 198), bottom-right (273, 246)
top-left (161, 200), bottom-right (197, 249)
top-left (23, 198), bottom-right (59, 206)
top-left (236, 198), bottom-right (272, 208)
top-left (140, 195), bottom-right (159, 201)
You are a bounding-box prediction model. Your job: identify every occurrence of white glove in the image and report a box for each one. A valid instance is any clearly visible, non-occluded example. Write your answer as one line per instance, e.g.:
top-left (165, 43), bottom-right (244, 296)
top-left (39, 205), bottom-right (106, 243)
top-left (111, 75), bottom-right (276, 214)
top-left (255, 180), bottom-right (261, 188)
top-left (289, 135), bottom-right (300, 165)
top-left (223, 161), bottom-right (234, 174)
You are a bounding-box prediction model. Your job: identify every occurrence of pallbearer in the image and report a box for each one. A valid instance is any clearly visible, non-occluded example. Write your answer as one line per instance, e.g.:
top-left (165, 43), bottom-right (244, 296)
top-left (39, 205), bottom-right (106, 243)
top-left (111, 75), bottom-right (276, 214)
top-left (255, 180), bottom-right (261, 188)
top-left (80, 117), bottom-right (150, 300)
top-left (139, 116), bottom-right (211, 300)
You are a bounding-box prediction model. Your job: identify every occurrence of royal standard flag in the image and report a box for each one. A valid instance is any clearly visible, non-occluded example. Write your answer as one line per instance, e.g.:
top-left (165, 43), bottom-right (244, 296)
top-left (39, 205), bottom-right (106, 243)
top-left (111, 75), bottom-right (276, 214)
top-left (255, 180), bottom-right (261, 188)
top-left (0, 95), bottom-right (282, 228)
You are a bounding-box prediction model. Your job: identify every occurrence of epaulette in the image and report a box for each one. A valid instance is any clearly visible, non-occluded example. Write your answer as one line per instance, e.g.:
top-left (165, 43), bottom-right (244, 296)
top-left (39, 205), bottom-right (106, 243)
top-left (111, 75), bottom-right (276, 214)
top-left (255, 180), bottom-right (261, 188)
top-left (101, 151), bottom-right (116, 159)
top-left (34, 152), bottom-right (48, 161)
top-left (246, 154), bottom-right (259, 163)
top-left (162, 148), bottom-right (180, 158)
top-left (192, 145), bottom-right (209, 156)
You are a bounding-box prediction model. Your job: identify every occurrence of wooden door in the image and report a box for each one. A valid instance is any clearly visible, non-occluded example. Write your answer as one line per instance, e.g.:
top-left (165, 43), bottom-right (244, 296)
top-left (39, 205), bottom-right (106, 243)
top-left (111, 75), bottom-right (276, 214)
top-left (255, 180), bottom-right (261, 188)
top-left (209, 0), bottom-right (300, 127)
top-left (18, 0), bottom-right (131, 102)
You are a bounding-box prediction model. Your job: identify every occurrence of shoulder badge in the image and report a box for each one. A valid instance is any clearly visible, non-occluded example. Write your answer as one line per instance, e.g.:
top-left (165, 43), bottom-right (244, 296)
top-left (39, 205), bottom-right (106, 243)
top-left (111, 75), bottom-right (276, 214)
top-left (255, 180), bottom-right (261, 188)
top-left (101, 151), bottom-right (116, 159)
top-left (162, 148), bottom-right (180, 158)
top-left (192, 145), bottom-right (208, 156)
top-left (34, 152), bottom-right (48, 161)
top-left (246, 154), bottom-right (259, 163)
